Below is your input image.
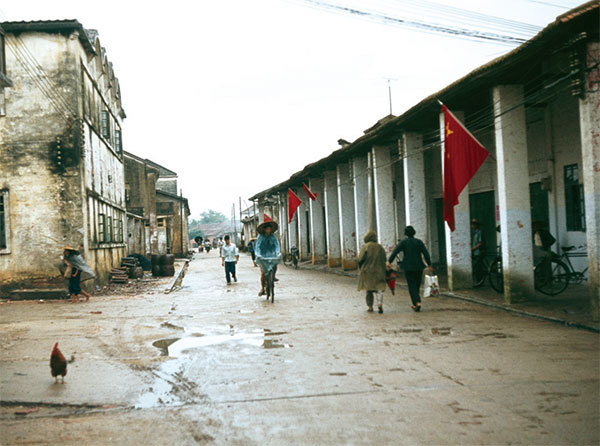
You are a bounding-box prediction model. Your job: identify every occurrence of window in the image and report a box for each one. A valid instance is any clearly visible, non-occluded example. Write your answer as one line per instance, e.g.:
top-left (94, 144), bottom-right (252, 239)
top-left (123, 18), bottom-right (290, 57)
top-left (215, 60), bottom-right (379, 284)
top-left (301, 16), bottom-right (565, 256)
top-left (114, 217), bottom-right (123, 243)
top-left (0, 190), bottom-right (9, 252)
top-left (106, 216), bottom-right (113, 243)
top-left (0, 29), bottom-right (6, 78)
top-left (100, 110), bottom-right (110, 140)
top-left (98, 214), bottom-right (105, 243)
top-left (564, 164), bottom-right (586, 231)
top-left (115, 128), bottom-right (122, 154)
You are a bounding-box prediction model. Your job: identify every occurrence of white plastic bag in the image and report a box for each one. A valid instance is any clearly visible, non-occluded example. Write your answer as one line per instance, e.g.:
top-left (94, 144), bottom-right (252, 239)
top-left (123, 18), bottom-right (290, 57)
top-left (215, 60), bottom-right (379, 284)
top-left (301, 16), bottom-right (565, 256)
top-left (423, 274), bottom-right (440, 297)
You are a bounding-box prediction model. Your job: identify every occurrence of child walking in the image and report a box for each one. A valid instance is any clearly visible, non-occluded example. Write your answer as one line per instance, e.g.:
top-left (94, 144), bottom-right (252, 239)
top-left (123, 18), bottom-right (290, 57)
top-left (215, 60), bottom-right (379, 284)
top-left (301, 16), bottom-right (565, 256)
top-left (357, 231), bottom-right (387, 313)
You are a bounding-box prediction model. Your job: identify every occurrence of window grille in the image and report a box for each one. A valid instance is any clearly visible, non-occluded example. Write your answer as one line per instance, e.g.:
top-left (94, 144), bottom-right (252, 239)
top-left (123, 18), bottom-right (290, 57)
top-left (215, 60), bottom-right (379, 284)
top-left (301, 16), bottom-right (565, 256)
top-left (564, 164), bottom-right (586, 231)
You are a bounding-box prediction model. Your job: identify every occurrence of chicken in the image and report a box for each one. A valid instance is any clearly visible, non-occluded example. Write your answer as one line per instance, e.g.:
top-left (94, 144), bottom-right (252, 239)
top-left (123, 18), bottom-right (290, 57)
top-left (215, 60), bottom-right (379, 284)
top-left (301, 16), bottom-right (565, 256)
top-left (50, 343), bottom-right (67, 383)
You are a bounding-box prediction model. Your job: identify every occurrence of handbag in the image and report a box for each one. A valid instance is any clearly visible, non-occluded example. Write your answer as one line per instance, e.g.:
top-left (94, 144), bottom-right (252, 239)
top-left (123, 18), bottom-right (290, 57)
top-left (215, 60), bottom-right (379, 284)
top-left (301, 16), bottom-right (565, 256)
top-left (423, 274), bottom-right (440, 297)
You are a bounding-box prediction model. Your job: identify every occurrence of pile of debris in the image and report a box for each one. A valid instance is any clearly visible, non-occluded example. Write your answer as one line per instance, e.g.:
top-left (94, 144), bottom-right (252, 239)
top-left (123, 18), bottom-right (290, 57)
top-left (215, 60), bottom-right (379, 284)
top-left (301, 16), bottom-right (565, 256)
top-left (151, 254), bottom-right (175, 277)
top-left (110, 256), bottom-right (145, 284)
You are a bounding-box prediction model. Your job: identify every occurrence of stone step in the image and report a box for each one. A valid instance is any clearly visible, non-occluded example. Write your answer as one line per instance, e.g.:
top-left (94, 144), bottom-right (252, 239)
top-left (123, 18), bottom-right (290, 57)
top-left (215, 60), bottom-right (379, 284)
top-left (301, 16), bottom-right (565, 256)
top-left (8, 289), bottom-right (67, 301)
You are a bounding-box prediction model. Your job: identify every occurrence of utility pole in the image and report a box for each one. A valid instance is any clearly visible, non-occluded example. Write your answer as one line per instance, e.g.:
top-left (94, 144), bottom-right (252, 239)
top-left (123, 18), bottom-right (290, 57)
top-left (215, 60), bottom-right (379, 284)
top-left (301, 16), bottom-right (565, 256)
top-left (239, 196), bottom-right (242, 247)
top-left (383, 77), bottom-right (397, 115)
top-left (180, 188), bottom-right (184, 257)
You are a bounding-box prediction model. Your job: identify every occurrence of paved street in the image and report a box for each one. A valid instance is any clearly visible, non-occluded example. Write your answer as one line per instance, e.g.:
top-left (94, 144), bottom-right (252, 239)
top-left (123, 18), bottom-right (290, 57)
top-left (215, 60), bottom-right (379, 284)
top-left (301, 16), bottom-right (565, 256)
top-left (1, 251), bottom-right (599, 445)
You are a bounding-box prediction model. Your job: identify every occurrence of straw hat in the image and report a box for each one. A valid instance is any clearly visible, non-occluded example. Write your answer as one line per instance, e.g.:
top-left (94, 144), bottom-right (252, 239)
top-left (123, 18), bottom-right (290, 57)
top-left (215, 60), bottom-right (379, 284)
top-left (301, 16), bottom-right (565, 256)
top-left (257, 221), bottom-right (278, 234)
top-left (62, 245), bottom-right (77, 251)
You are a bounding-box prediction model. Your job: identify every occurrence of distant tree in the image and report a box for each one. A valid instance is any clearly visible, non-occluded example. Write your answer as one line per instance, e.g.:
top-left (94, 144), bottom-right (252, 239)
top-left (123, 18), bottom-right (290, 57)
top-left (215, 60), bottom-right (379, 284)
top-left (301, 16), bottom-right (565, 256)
top-left (199, 210), bottom-right (227, 224)
top-left (188, 227), bottom-right (205, 240)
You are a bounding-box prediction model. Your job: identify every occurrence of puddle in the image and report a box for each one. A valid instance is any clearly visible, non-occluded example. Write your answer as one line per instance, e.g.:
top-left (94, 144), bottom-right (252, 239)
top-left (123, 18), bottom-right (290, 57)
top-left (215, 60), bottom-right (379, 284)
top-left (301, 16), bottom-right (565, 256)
top-left (160, 322), bottom-right (184, 331)
top-left (152, 327), bottom-right (292, 357)
top-left (329, 372), bottom-right (347, 376)
top-left (431, 327), bottom-right (452, 336)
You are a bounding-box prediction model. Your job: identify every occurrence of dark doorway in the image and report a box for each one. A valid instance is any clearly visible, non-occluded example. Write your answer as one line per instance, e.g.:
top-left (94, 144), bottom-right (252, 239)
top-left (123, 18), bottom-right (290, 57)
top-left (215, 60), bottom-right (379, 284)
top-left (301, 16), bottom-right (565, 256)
top-left (529, 182), bottom-right (550, 228)
top-left (435, 198), bottom-right (446, 265)
top-left (306, 210), bottom-right (311, 254)
top-left (469, 191), bottom-right (496, 255)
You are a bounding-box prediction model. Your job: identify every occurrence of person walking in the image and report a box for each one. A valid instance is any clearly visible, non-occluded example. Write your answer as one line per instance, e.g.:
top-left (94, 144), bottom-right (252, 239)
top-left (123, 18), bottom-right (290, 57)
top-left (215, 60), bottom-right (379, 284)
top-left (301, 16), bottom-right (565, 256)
top-left (248, 238), bottom-right (257, 267)
top-left (61, 246), bottom-right (95, 302)
top-left (221, 235), bottom-right (239, 285)
top-left (387, 226), bottom-right (433, 312)
top-left (255, 221), bottom-right (281, 296)
top-left (357, 230), bottom-right (387, 314)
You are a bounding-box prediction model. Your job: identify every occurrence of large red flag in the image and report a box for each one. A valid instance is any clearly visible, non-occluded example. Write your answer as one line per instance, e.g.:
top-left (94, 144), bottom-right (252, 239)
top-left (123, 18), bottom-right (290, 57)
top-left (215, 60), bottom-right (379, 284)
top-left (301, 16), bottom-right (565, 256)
top-left (288, 188), bottom-right (302, 224)
top-left (442, 105), bottom-right (489, 232)
top-left (303, 183), bottom-right (317, 201)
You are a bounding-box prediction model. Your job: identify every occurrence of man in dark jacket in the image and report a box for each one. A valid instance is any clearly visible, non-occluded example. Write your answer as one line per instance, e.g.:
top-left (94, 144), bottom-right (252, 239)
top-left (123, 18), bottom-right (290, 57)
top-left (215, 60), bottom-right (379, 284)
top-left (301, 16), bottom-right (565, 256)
top-left (387, 226), bottom-right (433, 312)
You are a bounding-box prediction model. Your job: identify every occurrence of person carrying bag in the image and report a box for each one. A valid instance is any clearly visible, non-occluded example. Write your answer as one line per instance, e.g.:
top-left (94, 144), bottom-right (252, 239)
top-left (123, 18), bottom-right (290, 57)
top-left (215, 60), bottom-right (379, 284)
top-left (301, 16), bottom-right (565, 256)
top-left (387, 226), bottom-right (433, 312)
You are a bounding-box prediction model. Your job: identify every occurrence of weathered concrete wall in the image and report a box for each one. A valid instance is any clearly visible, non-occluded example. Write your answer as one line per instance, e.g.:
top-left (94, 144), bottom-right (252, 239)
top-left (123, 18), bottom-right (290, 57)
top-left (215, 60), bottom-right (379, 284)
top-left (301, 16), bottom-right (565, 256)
top-left (0, 28), bottom-right (127, 294)
top-left (0, 32), bottom-right (85, 294)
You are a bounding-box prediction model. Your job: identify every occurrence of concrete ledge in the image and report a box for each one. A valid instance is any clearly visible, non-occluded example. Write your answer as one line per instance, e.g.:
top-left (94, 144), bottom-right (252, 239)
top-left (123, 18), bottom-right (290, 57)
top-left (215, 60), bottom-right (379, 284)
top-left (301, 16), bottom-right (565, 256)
top-left (8, 289), bottom-right (66, 301)
top-left (443, 291), bottom-right (600, 333)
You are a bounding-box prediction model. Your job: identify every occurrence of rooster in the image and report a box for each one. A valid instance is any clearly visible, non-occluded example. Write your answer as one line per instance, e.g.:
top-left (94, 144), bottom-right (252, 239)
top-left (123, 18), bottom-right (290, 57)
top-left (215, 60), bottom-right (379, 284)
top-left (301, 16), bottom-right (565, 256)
top-left (50, 343), bottom-right (67, 383)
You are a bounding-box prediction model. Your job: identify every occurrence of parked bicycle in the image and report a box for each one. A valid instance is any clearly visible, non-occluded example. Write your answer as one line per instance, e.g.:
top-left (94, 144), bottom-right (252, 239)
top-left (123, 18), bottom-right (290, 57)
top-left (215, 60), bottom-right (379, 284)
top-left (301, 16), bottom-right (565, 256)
top-left (283, 246), bottom-right (299, 269)
top-left (487, 246), bottom-right (570, 296)
top-left (472, 253), bottom-right (494, 287)
top-left (555, 245), bottom-right (588, 284)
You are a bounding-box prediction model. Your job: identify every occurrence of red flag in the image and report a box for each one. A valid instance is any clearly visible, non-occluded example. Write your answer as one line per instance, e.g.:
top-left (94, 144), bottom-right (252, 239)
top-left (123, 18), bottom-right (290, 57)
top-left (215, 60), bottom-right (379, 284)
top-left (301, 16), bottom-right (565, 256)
top-left (264, 213), bottom-right (273, 222)
top-left (303, 183), bottom-right (317, 201)
top-left (442, 105), bottom-right (489, 232)
top-left (288, 188), bottom-right (302, 224)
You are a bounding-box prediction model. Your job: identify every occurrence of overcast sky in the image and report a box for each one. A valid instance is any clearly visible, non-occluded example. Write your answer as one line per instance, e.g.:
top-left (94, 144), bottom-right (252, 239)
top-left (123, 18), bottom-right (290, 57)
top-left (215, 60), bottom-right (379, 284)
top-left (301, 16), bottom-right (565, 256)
top-left (1, 0), bottom-right (583, 218)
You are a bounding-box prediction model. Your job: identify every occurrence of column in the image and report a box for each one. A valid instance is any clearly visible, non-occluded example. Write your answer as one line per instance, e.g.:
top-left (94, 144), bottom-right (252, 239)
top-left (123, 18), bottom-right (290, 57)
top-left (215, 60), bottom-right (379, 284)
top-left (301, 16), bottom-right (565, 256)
top-left (403, 132), bottom-right (428, 245)
top-left (324, 170), bottom-right (341, 267)
top-left (493, 85), bottom-right (534, 302)
top-left (337, 163), bottom-right (357, 269)
top-left (309, 178), bottom-right (326, 264)
top-left (372, 145), bottom-right (397, 254)
top-left (440, 110), bottom-right (472, 290)
top-left (579, 42), bottom-right (600, 321)
top-left (297, 193), bottom-right (310, 261)
top-left (352, 156), bottom-right (369, 254)
top-left (278, 193), bottom-right (288, 255)
top-left (393, 155), bottom-right (406, 242)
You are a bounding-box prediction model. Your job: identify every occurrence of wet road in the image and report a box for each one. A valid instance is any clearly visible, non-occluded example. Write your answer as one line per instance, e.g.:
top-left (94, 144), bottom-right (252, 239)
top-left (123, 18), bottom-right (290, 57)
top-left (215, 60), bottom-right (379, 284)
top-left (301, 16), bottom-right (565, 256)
top-left (1, 251), bottom-right (598, 445)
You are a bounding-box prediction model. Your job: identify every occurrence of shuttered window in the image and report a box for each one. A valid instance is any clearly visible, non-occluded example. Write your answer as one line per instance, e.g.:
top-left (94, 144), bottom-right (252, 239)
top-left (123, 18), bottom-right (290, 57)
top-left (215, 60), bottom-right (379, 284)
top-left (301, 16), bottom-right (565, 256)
top-left (564, 164), bottom-right (586, 231)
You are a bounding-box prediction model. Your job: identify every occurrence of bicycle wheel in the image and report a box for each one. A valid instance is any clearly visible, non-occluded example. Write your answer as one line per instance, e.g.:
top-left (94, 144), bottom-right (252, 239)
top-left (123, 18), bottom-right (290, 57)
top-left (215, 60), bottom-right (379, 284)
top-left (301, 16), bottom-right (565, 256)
top-left (488, 257), bottom-right (503, 293)
top-left (535, 259), bottom-right (569, 296)
top-left (472, 256), bottom-right (488, 287)
top-left (283, 254), bottom-right (293, 267)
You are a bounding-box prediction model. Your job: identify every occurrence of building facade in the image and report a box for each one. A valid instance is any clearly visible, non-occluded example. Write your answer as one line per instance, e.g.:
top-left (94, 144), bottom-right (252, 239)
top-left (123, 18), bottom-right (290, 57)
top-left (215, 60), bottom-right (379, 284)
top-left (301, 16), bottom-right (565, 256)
top-left (250, 3), bottom-right (600, 320)
top-left (0, 20), bottom-right (128, 294)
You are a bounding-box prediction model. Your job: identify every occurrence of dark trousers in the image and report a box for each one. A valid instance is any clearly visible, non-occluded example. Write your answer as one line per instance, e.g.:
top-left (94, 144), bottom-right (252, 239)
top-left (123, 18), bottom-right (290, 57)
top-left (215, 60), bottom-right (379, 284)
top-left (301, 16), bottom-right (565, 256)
top-left (225, 261), bottom-right (236, 283)
top-left (405, 270), bottom-right (423, 306)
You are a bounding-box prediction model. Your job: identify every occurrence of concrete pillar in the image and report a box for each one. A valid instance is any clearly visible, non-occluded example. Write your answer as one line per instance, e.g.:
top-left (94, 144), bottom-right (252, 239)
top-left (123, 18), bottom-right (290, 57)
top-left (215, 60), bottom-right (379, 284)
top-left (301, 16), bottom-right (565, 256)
top-left (440, 110), bottom-right (472, 290)
top-left (372, 145), bottom-right (397, 254)
top-left (324, 171), bottom-right (341, 267)
top-left (309, 178), bottom-right (326, 264)
top-left (393, 155), bottom-right (406, 243)
top-left (493, 85), bottom-right (534, 302)
top-left (402, 132), bottom-right (428, 245)
top-left (579, 42), bottom-right (600, 321)
top-left (146, 171), bottom-right (158, 253)
top-left (352, 156), bottom-right (369, 253)
top-left (278, 193), bottom-right (288, 255)
top-left (297, 193), bottom-right (310, 261)
top-left (337, 163), bottom-right (357, 269)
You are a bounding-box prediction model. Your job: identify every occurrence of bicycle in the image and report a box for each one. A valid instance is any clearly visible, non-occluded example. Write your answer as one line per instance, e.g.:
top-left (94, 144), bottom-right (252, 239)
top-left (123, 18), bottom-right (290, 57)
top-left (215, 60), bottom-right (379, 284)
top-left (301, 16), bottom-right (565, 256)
top-left (472, 253), bottom-right (493, 287)
top-left (488, 248), bottom-right (570, 296)
top-left (554, 245), bottom-right (588, 284)
top-left (258, 256), bottom-right (280, 303)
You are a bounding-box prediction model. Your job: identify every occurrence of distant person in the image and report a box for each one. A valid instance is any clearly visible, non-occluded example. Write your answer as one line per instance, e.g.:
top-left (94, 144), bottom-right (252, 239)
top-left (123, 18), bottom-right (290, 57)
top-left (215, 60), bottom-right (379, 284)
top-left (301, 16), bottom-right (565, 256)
top-left (218, 237), bottom-right (225, 256)
top-left (388, 226), bottom-right (433, 312)
top-left (471, 219), bottom-right (484, 259)
top-left (221, 235), bottom-right (239, 285)
top-left (357, 230), bottom-right (387, 314)
top-left (248, 238), bottom-right (257, 267)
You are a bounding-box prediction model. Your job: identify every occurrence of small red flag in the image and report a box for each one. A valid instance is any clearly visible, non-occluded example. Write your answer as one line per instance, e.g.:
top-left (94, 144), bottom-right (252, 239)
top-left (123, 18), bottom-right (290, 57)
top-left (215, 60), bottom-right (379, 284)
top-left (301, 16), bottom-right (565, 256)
top-left (442, 105), bottom-right (489, 232)
top-left (288, 188), bottom-right (302, 224)
top-left (264, 213), bottom-right (273, 222)
top-left (303, 183), bottom-right (317, 201)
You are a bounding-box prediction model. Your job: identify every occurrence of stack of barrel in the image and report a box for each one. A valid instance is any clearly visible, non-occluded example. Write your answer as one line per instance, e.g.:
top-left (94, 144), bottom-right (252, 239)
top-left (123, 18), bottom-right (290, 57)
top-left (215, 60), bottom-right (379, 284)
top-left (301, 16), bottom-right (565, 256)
top-left (151, 254), bottom-right (175, 277)
top-left (110, 267), bottom-right (129, 284)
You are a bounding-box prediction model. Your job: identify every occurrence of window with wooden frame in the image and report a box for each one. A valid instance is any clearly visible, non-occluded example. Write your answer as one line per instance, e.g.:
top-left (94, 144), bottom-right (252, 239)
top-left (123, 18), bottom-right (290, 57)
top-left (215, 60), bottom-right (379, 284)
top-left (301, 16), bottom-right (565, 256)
top-left (100, 110), bottom-right (110, 140)
top-left (0, 190), bottom-right (10, 253)
top-left (114, 217), bottom-right (123, 243)
top-left (564, 164), bottom-right (586, 231)
top-left (98, 213), bottom-right (106, 243)
top-left (106, 215), bottom-right (113, 243)
top-left (115, 128), bottom-right (122, 154)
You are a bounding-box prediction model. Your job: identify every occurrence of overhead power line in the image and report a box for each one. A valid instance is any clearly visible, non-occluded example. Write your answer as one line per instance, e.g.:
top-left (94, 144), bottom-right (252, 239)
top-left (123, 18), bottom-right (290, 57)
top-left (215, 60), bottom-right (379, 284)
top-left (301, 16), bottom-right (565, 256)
top-left (285, 0), bottom-right (541, 45)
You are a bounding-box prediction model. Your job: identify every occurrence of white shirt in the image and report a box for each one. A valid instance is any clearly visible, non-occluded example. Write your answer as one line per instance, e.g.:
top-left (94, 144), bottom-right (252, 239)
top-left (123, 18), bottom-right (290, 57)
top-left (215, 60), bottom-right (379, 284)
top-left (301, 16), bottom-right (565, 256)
top-left (221, 243), bottom-right (239, 262)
